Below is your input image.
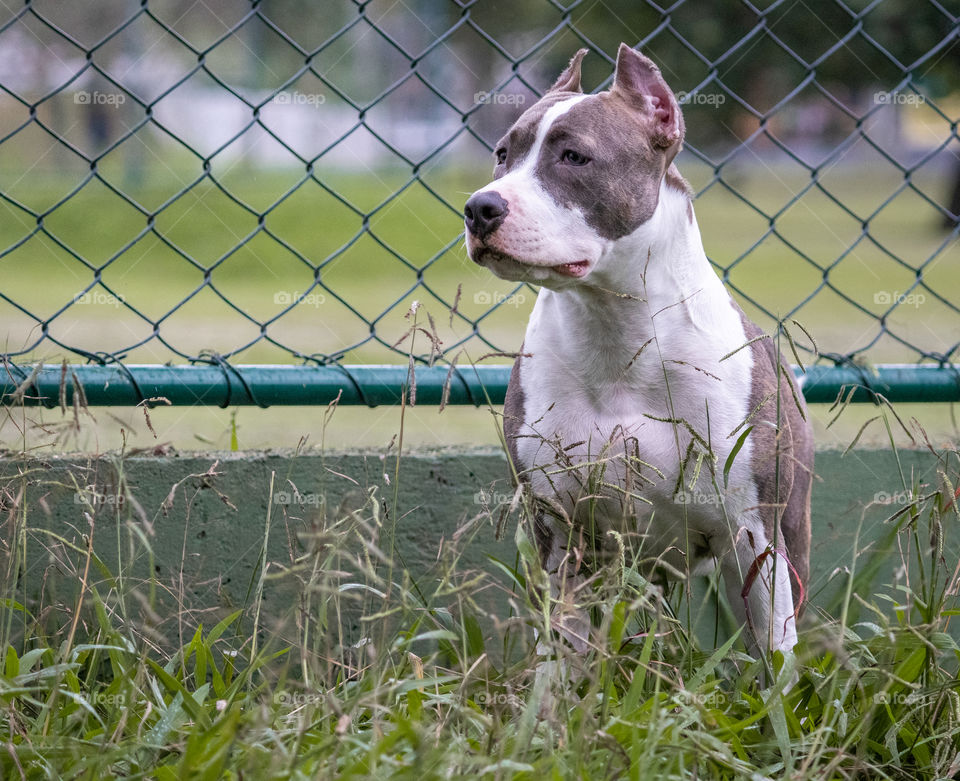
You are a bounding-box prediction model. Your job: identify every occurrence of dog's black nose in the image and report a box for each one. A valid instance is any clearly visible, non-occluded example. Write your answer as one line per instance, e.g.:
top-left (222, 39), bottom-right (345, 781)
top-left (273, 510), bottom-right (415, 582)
top-left (464, 191), bottom-right (508, 240)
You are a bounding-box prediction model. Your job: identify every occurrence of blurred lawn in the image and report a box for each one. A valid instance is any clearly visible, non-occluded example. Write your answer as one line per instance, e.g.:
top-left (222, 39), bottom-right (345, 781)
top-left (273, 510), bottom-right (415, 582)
top-left (1, 155), bottom-right (958, 450)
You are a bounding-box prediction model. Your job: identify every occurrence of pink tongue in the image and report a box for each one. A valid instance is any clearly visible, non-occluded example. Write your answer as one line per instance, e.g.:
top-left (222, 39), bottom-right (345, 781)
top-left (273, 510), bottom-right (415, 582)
top-left (556, 261), bottom-right (589, 277)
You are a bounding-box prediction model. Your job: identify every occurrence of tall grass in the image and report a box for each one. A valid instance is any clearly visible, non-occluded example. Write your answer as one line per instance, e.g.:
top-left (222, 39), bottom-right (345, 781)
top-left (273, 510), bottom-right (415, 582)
top-left (0, 379), bottom-right (959, 779)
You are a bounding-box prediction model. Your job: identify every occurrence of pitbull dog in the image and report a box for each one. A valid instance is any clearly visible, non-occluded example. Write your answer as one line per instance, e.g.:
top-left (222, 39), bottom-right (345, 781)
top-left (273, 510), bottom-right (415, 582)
top-left (463, 44), bottom-right (813, 657)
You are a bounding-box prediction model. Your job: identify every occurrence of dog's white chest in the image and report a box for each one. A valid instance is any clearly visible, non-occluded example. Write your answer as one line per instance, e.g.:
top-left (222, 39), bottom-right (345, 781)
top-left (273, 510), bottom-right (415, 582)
top-left (514, 281), bottom-right (759, 540)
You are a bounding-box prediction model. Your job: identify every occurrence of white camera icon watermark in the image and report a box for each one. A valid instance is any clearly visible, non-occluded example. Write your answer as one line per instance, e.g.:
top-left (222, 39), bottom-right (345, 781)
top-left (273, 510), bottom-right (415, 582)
top-left (873, 290), bottom-right (925, 308)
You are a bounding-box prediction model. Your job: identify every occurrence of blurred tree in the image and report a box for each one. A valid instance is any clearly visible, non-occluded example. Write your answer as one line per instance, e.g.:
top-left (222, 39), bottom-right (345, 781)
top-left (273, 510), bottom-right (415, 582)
top-left (31, 0), bottom-right (953, 216)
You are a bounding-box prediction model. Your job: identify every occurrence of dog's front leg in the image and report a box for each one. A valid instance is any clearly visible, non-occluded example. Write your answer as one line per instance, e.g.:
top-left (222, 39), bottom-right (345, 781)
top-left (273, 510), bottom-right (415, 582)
top-left (531, 531), bottom-right (592, 716)
top-left (721, 535), bottom-right (798, 659)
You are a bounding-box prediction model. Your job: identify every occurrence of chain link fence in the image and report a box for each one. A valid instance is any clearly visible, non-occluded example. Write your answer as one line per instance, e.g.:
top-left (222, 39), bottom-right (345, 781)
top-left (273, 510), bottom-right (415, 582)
top-left (1, 0), bottom-right (958, 405)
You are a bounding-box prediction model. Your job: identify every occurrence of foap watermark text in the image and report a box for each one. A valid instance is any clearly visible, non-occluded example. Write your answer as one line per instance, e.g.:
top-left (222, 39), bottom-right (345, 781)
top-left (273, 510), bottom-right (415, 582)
top-left (274, 491), bottom-right (322, 507)
top-left (874, 290), bottom-right (925, 308)
top-left (874, 92), bottom-right (925, 107)
top-left (474, 90), bottom-right (526, 106)
top-left (473, 489), bottom-right (517, 508)
top-left (74, 291), bottom-right (124, 308)
top-left (74, 90), bottom-right (126, 106)
top-left (75, 490), bottom-right (125, 508)
top-left (272, 91), bottom-right (326, 107)
top-left (475, 691), bottom-right (522, 708)
top-left (473, 290), bottom-right (526, 308)
top-left (676, 91), bottom-right (725, 107)
top-left (274, 291), bottom-right (326, 307)
top-left (674, 491), bottom-right (724, 507)
top-left (274, 690), bottom-right (323, 707)
top-left (873, 490), bottom-right (917, 506)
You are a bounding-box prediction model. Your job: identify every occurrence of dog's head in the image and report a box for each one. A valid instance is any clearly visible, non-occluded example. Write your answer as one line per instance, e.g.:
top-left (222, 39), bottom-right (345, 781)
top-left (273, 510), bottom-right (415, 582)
top-left (464, 44), bottom-right (685, 288)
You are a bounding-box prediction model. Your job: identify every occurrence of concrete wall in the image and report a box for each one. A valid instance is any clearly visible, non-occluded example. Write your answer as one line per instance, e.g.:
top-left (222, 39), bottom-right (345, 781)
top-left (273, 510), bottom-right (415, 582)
top-left (0, 447), bottom-right (954, 648)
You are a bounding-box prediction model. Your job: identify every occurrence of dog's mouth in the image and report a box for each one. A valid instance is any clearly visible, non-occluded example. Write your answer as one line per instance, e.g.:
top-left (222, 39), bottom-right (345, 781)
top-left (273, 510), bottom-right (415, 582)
top-left (473, 248), bottom-right (591, 280)
top-left (553, 260), bottom-right (590, 278)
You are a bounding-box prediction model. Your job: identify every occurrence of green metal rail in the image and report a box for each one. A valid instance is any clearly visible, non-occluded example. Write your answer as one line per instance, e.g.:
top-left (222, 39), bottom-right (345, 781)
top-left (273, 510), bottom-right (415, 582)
top-left (2, 364), bottom-right (957, 408)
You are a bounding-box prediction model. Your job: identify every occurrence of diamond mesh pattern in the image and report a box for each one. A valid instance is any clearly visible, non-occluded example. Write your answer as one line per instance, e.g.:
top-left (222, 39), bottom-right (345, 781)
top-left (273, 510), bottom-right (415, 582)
top-left (1, 0), bottom-right (957, 382)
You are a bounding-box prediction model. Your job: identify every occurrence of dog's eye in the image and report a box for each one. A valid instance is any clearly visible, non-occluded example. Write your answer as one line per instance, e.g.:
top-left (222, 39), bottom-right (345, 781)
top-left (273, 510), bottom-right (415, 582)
top-left (495, 148), bottom-right (507, 165)
top-left (560, 149), bottom-right (589, 166)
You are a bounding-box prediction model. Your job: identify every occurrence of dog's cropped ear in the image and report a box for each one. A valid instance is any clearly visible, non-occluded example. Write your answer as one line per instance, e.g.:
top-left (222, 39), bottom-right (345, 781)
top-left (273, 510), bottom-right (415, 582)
top-left (548, 48), bottom-right (588, 94)
top-left (612, 43), bottom-right (684, 150)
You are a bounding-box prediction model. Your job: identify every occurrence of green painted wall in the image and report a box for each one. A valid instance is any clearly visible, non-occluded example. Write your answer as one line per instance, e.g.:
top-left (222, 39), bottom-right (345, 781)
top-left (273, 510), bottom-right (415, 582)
top-left (0, 448), bottom-right (954, 648)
